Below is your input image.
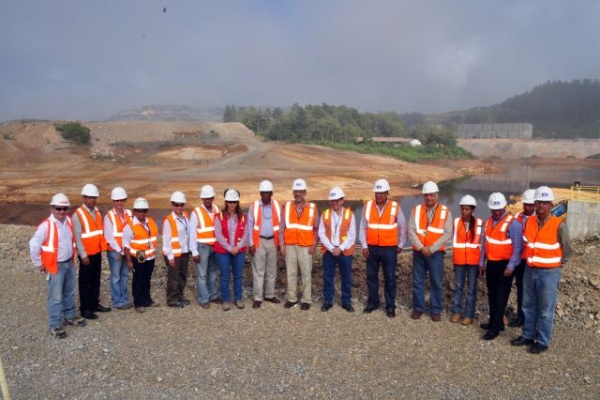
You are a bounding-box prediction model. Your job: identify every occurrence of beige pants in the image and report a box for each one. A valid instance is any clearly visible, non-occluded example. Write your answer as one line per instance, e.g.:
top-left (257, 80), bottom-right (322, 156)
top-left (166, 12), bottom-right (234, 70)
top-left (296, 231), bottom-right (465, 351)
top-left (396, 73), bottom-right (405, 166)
top-left (252, 237), bottom-right (278, 301)
top-left (285, 244), bottom-right (313, 303)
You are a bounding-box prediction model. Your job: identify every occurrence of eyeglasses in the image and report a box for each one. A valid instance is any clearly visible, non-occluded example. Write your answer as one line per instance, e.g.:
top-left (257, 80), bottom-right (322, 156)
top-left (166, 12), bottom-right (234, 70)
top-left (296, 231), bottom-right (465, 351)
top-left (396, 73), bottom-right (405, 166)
top-left (114, 199), bottom-right (126, 203)
top-left (134, 209), bottom-right (149, 213)
top-left (172, 203), bottom-right (185, 207)
top-left (226, 201), bottom-right (239, 204)
top-left (53, 207), bottom-right (68, 212)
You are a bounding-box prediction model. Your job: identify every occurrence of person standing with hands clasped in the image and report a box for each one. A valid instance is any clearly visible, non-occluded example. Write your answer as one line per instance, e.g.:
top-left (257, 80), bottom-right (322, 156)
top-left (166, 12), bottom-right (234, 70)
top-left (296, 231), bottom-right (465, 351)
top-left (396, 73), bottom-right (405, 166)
top-left (163, 191), bottom-right (191, 308)
top-left (318, 187), bottom-right (356, 312)
top-left (450, 195), bottom-right (483, 326)
top-left (30, 193), bottom-right (86, 339)
top-left (214, 189), bottom-right (248, 311)
top-left (123, 198), bottom-right (159, 313)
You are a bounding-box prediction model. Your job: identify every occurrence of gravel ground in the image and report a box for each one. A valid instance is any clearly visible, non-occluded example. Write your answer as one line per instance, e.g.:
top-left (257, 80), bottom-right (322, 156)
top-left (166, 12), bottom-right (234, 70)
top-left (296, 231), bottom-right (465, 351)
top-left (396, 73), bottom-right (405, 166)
top-left (1, 224), bottom-right (599, 399)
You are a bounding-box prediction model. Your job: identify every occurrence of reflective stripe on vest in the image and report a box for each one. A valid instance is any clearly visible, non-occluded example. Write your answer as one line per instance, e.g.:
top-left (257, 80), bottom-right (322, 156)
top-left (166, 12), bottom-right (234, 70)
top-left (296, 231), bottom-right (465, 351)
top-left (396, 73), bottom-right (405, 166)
top-left (40, 217), bottom-right (75, 275)
top-left (365, 200), bottom-right (400, 247)
top-left (524, 215), bottom-right (563, 268)
top-left (128, 218), bottom-right (159, 258)
top-left (284, 201), bottom-right (316, 246)
top-left (75, 207), bottom-right (108, 255)
top-left (484, 214), bottom-right (515, 260)
top-left (252, 199), bottom-right (281, 248)
top-left (321, 207), bottom-right (355, 255)
top-left (106, 209), bottom-right (132, 251)
top-left (194, 205), bottom-right (220, 245)
top-left (164, 212), bottom-right (189, 258)
top-left (452, 217), bottom-right (482, 265)
top-left (412, 203), bottom-right (448, 251)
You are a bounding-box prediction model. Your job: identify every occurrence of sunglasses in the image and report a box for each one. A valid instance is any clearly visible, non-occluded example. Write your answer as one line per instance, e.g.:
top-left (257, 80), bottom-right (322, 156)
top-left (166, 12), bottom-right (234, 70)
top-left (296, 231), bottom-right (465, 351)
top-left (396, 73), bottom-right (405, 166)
top-left (226, 201), bottom-right (239, 204)
top-left (134, 209), bottom-right (149, 213)
top-left (172, 203), bottom-right (185, 207)
top-left (53, 207), bottom-right (68, 212)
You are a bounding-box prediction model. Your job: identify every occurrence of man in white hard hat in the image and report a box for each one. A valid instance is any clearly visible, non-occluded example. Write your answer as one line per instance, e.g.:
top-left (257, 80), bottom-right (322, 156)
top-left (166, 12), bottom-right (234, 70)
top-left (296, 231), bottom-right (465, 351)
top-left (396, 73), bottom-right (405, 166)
top-left (408, 181), bottom-right (452, 322)
top-left (163, 191), bottom-right (191, 308)
top-left (103, 187), bottom-right (133, 310)
top-left (30, 193), bottom-right (87, 338)
top-left (508, 189), bottom-right (537, 327)
top-left (189, 185), bottom-right (221, 308)
top-left (479, 192), bottom-right (523, 340)
top-left (360, 179), bottom-right (407, 318)
top-left (72, 183), bottom-right (110, 320)
top-left (280, 178), bottom-right (319, 310)
top-left (123, 198), bottom-right (159, 313)
top-left (319, 186), bottom-right (357, 312)
top-left (246, 180), bottom-right (283, 308)
top-left (511, 186), bottom-right (572, 354)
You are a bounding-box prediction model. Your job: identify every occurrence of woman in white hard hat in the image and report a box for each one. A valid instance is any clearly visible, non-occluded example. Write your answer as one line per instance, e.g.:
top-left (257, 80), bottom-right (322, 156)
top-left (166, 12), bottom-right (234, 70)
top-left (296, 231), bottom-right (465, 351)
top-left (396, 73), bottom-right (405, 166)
top-left (450, 195), bottom-right (483, 326)
top-left (163, 191), bottom-right (191, 308)
top-left (213, 189), bottom-right (249, 311)
top-left (123, 198), bottom-right (160, 313)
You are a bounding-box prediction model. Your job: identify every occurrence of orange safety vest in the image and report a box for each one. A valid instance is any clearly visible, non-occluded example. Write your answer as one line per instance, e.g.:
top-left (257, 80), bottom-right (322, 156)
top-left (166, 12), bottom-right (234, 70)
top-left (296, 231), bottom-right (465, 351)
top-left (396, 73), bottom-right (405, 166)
top-left (105, 209), bottom-right (132, 251)
top-left (524, 215), bottom-right (563, 268)
top-left (40, 217), bottom-right (76, 275)
top-left (163, 212), bottom-right (190, 258)
top-left (411, 203), bottom-right (449, 251)
top-left (364, 200), bottom-right (400, 247)
top-left (193, 205), bottom-right (220, 245)
top-left (484, 213), bottom-right (515, 261)
top-left (128, 218), bottom-right (159, 259)
top-left (452, 217), bottom-right (482, 265)
top-left (321, 207), bottom-right (355, 256)
top-left (284, 201), bottom-right (316, 246)
top-left (515, 211), bottom-right (535, 259)
top-left (75, 206), bottom-right (108, 256)
top-left (251, 199), bottom-right (281, 248)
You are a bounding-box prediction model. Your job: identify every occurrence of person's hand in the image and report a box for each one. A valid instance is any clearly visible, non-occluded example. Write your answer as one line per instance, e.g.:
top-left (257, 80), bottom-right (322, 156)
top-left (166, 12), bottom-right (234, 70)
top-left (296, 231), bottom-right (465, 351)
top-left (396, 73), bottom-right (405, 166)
top-left (362, 248), bottom-right (369, 258)
top-left (420, 246), bottom-right (432, 257)
top-left (117, 253), bottom-right (123, 261)
top-left (308, 245), bottom-right (316, 255)
top-left (249, 245), bottom-right (256, 256)
top-left (127, 261), bottom-right (134, 269)
top-left (331, 247), bottom-right (342, 257)
top-left (168, 259), bottom-right (176, 268)
top-left (503, 268), bottom-right (513, 277)
top-left (479, 265), bottom-right (485, 277)
top-left (397, 247), bottom-right (403, 254)
top-left (192, 255), bottom-right (200, 263)
top-left (81, 257), bottom-right (90, 266)
top-left (231, 246), bottom-right (239, 255)
top-left (38, 265), bottom-right (46, 273)
top-left (279, 246), bottom-right (286, 257)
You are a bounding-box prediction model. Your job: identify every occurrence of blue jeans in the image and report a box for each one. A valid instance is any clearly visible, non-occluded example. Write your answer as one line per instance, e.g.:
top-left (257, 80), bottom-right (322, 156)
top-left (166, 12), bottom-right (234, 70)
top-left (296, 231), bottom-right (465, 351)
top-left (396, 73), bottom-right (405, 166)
top-left (47, 260), bottom-right (76, 329)
top-left (322, 251), bottom-right (353, 306)
top-left (522, 267), bottom-right (562, 347)
top-left (366, 246), bottom-right (398, 310)
top-left (215, 252), bottom-right (246, 303)
top-left (107, 250), bottom-right (130, 307)
top-left (196, 243), bottom-right (220, 304)
top-left (452, 265), bottom-right (479, 318)
top-left (412, 250), bottom-right (445, 314)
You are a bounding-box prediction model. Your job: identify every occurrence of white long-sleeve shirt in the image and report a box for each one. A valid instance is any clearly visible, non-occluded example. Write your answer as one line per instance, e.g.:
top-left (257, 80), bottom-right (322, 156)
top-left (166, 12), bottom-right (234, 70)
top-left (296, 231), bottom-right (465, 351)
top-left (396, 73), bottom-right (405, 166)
top-left (188, 204), bottom-right (217, 257)
top-left (29, 214), bottom-right (74, 268)
top-left (162, 212), bottom-right (191, 261)
top-left (318, 208), bottom-right (357, 252)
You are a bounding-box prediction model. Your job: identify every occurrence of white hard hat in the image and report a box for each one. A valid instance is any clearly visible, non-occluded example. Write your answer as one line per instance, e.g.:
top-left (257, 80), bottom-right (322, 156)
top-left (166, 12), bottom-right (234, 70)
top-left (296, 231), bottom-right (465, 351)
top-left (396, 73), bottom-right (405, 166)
top-left (50, 193), bottom-right (70, 207)
top-left (292, 178), bottom-right (307, 191)
top-left (199, 185), bottom-right (216, 199)
top-left (259, 180), bottom-right (274, 192)
top-left (534, 186), bottom-right (555, 202)
top-left (521, 189), bottom-right (536, 205)
top-left (224, 189), bottom-right (240, 202)
top-left (111, 187), bottom-right (127, 201)
top-left (170, 191), bottom-right (186, 203)
top-left (373, 179), bottom-right (390, 193)
top-left (328, 186), bottom-right (345, 200)
top-left (487, 192), bottom-right (507, 210)
top-left (422, 181), bottom-right (439, 194)
top-left (133, 198), bottom-right (149, 209)
top-left (81, 183), bottom-right (99, 197)
top-left (459, 195), bottom-right (477, 207)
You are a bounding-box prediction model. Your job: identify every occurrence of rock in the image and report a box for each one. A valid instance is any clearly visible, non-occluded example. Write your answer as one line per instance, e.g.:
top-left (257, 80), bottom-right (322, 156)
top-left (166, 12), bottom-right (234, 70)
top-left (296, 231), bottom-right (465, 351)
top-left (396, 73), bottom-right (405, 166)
top-left (577, 294), bottom-right (586, 304)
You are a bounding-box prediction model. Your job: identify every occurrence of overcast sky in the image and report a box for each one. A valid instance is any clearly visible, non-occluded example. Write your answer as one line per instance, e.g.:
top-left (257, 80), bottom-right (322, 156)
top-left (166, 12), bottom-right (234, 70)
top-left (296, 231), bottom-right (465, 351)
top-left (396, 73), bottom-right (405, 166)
top-left (1, 0), bottom-right (599, 121)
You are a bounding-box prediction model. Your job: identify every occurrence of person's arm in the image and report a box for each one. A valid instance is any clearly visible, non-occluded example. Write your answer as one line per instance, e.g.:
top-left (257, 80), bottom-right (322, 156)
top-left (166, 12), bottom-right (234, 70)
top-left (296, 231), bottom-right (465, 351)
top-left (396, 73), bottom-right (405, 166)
top-left (317, 214), bottom-right (333, 251)
top-left (214, 216), bottom-right (232, 253)
top-left (122, 225), bottom-right (134, 269)
top-left (397, 210), bottom-right (408, 251)
top-left (429, 210), bottom-right (453, 253)
top-left (237, 216), bottom-right (249, 250)
top-left (71, 212), bottom-right (88, 259)
top-left (407, 211), bottom-right (423, 251)
top-left (246, 206), bottom-right (255, 247)
top-left (342, 212), bottom-right (357, 252)
top-left (29, 222), bottom-right (48, 271)
top-left (189, 211), bottom-right (199, 257)
top-left (162, 218), bottom-right (174, 262)
top-left (505, 219), bottom-right (523, 272)
top-left (558, 221), bottom-right (573, 263)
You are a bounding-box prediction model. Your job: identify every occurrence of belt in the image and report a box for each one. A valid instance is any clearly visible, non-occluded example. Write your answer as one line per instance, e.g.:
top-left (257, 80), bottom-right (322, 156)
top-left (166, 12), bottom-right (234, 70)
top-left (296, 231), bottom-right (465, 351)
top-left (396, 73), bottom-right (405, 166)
top-left (260, 235), bottom-right (274, 240)
top-left (58, 257), bottom-right (73, 263)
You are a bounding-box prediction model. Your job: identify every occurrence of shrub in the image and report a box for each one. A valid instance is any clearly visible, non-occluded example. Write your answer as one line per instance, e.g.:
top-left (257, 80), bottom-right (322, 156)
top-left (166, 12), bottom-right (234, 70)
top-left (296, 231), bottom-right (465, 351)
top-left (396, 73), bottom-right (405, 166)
top-left (55, 121), bottom-right (91, 145)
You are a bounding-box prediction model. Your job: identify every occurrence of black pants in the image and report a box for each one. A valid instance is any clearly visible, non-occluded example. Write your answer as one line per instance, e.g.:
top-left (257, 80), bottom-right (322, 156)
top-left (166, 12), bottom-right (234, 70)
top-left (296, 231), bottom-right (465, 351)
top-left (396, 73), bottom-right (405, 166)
top-left (486, 259), bottom-right (513, 332)
top-left (512, 259), bottom-right (527, 319)
top-left (164, 253), bottom-right (189, 306)
top-left (132, 258), bottom-right (155, 308)
top-left (79, 252), bottom-right (102, 312)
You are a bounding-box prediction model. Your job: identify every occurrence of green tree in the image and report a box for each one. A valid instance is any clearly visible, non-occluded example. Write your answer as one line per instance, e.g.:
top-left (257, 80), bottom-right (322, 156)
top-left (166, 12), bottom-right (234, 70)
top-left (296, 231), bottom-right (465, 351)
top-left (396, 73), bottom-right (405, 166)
top-left (55, 121), bottom-right (91, 145)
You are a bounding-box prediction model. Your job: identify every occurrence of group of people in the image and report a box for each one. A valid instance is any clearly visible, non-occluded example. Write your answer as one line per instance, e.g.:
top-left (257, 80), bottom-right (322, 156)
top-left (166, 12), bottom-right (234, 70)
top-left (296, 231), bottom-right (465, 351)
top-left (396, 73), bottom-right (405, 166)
top-left (30, 178), bottom-right (571, 355)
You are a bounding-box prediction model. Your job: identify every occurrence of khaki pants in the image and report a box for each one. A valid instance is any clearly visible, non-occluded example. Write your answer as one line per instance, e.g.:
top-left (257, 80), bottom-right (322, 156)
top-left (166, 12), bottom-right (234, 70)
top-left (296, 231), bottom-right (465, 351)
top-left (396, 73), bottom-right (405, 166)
top-left (285, 244), bottom-right (313, 304)
top-left (252, 237), bottom-right (278, 301)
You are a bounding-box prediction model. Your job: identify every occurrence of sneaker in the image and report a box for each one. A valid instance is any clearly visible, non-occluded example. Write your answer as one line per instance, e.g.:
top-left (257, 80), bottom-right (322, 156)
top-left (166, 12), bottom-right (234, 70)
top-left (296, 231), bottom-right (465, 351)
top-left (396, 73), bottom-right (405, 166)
top-left (222, 302), bottom-right (231, 311)
top-left (50, 327), bottom-right (67, 339)
top-left (63, 317), bottom-right (86, 327)
top-left (234, 299), bottom-right (245, 309)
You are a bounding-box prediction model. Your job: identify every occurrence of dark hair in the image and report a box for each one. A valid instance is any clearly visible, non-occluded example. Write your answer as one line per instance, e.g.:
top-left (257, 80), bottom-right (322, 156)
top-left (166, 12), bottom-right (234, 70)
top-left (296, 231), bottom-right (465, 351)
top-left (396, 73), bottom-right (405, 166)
top-left (466, 208), bottom-right (476, 242)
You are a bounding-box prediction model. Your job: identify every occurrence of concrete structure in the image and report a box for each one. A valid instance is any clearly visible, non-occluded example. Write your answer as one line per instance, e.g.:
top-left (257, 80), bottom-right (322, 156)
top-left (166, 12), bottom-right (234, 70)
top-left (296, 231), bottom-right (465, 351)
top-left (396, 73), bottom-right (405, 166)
top-left (567, 200), bottom-right (600, 239)
top-left (457, 123), bottom-right (533, 139)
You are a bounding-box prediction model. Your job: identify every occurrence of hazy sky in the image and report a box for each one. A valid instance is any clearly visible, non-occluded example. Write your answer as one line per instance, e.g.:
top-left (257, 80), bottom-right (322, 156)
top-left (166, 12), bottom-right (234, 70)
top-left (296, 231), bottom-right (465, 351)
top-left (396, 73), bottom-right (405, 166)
top-left (1, 0), bottom-right (599, 121)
